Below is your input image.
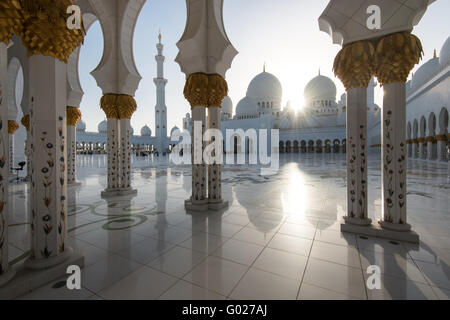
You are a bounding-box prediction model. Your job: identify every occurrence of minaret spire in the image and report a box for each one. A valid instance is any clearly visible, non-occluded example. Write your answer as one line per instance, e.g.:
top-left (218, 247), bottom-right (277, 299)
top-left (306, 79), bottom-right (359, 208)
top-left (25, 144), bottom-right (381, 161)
top-left (154, 32), bottom-right (168, 154)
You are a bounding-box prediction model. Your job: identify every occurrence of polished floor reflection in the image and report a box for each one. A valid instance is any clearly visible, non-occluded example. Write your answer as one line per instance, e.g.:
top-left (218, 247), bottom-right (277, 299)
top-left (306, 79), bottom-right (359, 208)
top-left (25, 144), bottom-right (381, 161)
top-left (7, 153), bottom-right (450, 300)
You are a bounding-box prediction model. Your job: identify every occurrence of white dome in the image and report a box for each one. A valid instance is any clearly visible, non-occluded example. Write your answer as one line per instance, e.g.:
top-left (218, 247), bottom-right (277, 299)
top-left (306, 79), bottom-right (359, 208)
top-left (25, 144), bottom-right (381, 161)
top-left (304, 75), bottom-right (337, 103)
top-left (236, 97), bottom-right (259, 116)
top-left (439, 36), bottom-right (450, 68)
top-left (411, 56), bottom-right (440, 89)
top-left (98, 120), bottom-right (107, 133)
top-left (221, 96), bottom-right (233, 115)
top-left (170, 126), bottom-right (180, 136)
top-left (140, 125), bottom-right (151, 136)
top-left (76, 119), bottom-right (86, 132)
top-left (247, 71), bottom-right (282, 103)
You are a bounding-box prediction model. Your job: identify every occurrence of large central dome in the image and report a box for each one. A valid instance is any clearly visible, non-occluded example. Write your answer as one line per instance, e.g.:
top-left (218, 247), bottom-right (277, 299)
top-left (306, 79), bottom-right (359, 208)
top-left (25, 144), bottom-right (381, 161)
top-left (304, 75), bottom-right (337, 103)
top-left (247, 71), bottom-right (282, 103)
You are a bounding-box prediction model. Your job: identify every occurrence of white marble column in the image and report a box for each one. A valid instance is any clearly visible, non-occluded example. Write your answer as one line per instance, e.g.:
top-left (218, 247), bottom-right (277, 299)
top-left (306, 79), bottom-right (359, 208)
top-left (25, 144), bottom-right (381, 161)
top-left (21, 116), bottom-right (32, 180)
top-left (119, 118), bottom-right (136, 194)
top-left (412, 140), bottom-right (419, 159)
top-left (437, 135), bottom-right (448, 161)
top-left (188, 106), bottom-right (208, 209)
top-left (66, 125), bottom-right (78, 185)
top-left (26, 54), bottom-right (72, 269)
top-left (419, 138), bottom-right (426, 159)
top-left (379, 82), bottom-right (410, 231)
top-left (104, 118), bottom-right (120, 193)
top-left (407, 141), bottom-right (412, 158)
top-left (427, 137), bottom-right (435, 160)
top-left (343, 87), bottom-right (371, 225)
top-left (208, 106), bottom-right (228, 209)
top-left (8, 131), bottom-right (14, 174)
top-left (0, 41), bottom-right (15, 286)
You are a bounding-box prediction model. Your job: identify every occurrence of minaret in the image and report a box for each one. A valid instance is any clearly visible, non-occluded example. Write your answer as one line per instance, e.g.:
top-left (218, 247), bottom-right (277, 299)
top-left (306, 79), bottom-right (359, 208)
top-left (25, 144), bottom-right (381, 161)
top-left (154, 31), bottom-right (168, 154)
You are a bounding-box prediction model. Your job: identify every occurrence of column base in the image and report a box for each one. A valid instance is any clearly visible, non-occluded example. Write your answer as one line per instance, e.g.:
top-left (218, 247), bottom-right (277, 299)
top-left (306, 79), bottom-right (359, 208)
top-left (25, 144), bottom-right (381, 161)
top-left (185, 199), bottom-right (209, 212)
top-left (0, 250), bottom-right (84, 300)
top-left (379, 220), bottom-right (412, 232)
top-left (208, 200), bottom-right (229, 211)
top-left (0, 268), bottom-right (16, 288)
top-left (343, 216), bottom-right (372, 226)
top-left (25, 247), bottom-right (73, 270)
top-left (340, 219), bottom-right (419, 244)
top-left (68, 181), bottom-right (82, 187)
top-left (101, 188), bottom-right (137, 198)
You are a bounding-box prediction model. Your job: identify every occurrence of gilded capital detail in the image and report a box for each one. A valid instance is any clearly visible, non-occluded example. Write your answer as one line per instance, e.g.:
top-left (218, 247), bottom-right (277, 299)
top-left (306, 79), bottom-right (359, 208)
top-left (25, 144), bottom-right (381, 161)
top-left (66, 106), bottom-right (82, 127)
top-left (18, 0), bottom-right (85, 63)
top-left (0, 0), bottom-right (22, 44)
top-left (207, 74), bottom-right (228, 107)
top-left (374, 32), bottom-right (423, 85)
top-left (334, 41), bottom-right (375, 90)
top-left (20, 114), bottom-right (30, 131)
top-left (101, 94), bottom-right (137, 119)
top-left (184, 73), bottom-right (209, 108)
top-left (8, 120), bottom-right (19, 134)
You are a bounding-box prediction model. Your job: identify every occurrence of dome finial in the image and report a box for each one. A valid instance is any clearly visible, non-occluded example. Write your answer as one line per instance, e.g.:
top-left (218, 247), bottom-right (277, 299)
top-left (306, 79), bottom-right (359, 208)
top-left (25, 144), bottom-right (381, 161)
top-left (319, 68), bottom-right (321, 76)
top-left (433, 49), bottom-right (437, 59)
top-left (263, 62), bottom-right (266, 72)
top-left (158, 29), bottom-right (162, 43)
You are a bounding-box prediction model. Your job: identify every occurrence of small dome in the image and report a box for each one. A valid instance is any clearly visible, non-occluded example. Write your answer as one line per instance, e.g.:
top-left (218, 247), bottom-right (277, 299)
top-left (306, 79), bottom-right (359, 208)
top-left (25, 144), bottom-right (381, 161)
top-left (411, 56), bottom-right (440, 89)
top-left (304, 75), bottom-right (337, 103)
top-left (247, 71), bottom-right (282, 103)
top-left (170, 126), bottom-right (180, 136)
top-left (439, 36), bottom-right (450, 68)
top-left (185, 113), bottom-right (190, 118)
top-left (140, 125), bottom-right (151, 136)
top-left (221, 96), bottom-right (233, 115)
top-left (98, 120), bottom-right (107, 133)
top-left (236, 97), bottom-right (259, 116)
top-left (76, 119), bottom-right (86, 132)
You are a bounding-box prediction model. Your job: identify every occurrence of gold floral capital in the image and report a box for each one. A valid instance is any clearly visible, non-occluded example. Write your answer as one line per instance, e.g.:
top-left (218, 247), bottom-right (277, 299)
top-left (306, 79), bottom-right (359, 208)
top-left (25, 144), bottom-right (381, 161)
top-left (8, 120), bottom-right (19, 134)
top-left (0, 0), bottom-right (22, 44)
top-left (20, 114), bottom-right (30, 131)
top-left (334, 40), bottom-right (375, 90)
top-left (19, 0), bottom-right (85, 63)
top-left (184, 73), bottom-right (209, 108)
top-left (66, 106), bottom-right (82, 127)
top-left (207, 74), bottom-right (228, 107)
top-left (436, 135), bottom-right (448, 142)
top-left (101, 94), bottom-right (137, 119)
top-left (374, 32), bottom-right (423, 85)
top-left (117, 96), bottom-right (137, 119)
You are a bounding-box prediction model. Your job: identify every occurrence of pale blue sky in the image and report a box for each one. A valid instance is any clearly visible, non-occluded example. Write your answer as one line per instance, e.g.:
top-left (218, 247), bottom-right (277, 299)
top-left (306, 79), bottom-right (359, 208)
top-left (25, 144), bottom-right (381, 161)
top-left (78, 0), bottom-right (450, 133)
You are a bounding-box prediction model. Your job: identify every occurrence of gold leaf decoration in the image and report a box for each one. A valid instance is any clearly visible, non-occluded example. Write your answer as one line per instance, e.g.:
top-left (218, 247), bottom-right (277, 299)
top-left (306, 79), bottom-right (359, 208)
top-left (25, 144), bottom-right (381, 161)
top-left (20, 114), bottom-right (30, 131)
top-left (333, 40), bottom-right (375, 90)
top-left (184, 73), bottom-right (209, 108)
top-left (207, 74), bottom-right (228, 107)
top-left (8, 120), bottom-right (19, 134)
top-left (374, 32), bottom-right (423, 85)
top-left (66, 106), bottom-right (82, 126)
top-left (0, 0), bottom-right (22, 44)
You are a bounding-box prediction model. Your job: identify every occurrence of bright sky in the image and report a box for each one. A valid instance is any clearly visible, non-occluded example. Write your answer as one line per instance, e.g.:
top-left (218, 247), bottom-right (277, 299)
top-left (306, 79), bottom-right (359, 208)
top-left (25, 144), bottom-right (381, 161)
top-left (78, 0), bottom-right (450, 133)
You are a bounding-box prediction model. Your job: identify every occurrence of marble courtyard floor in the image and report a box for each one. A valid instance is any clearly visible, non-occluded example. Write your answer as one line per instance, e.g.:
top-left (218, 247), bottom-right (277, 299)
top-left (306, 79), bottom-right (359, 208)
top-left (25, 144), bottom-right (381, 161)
top-left (6, 153), bottom-right (450, 300)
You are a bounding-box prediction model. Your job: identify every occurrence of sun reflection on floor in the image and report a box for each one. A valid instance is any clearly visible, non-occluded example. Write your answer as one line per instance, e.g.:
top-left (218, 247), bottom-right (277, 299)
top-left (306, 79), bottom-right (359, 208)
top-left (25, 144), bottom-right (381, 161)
top-left (281, 163), bottom-right (310, 217)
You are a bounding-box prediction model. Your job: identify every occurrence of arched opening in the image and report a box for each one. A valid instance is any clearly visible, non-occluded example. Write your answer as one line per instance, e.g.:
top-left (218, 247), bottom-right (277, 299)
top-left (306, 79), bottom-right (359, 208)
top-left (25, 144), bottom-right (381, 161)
top-left (279, 141), bottom-right (285, 154)
top-left (285, 141), bottom-right (291, 154)
top-left (316, 140), bottom-right (322, 153)
top-left (420, 116), bottom-right (427, 159)
top-left (333, 139), bottom-right (340, 153)
top-left (301, 140), bottom-right (307, 153)
top-left (438, 107), bottom-right (449, 161)
top-left (308, 140), bottom-right (314, 153)
top-left (325, 139), bottom-right (331, 153)
top-left (428, 112), bottom-right (437, 160)
top-left (293, 140), bottom-right (299, 153)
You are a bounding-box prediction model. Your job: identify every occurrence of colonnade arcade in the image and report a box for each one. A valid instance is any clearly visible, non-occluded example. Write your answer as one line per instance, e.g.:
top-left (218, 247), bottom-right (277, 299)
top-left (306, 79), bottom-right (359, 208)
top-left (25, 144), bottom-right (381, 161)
top-left (320, 0), bottom-right (436, 243)
top-left (0, 0), bottom-right (439, 293)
